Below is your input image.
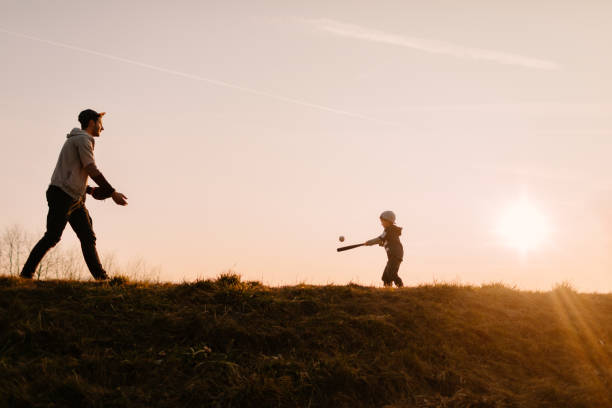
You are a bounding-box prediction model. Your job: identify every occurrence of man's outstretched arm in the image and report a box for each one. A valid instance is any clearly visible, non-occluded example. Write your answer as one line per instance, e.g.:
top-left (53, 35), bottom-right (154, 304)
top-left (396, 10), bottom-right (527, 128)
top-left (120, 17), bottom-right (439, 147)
top-left (84, 163), bottom-right (128, 206)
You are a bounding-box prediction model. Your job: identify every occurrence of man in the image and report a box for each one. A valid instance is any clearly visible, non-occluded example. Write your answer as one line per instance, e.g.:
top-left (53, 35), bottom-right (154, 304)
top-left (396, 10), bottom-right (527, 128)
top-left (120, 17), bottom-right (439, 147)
top-left (20, 109), bottom-right (128, 281)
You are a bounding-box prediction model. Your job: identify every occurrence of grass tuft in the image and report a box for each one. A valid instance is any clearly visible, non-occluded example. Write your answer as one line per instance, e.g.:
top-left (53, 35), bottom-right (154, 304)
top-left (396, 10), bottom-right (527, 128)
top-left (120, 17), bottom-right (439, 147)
top-left (216, 271), bottom-right (242, 286)
top-left (109, 275), bottom-right (130, 286)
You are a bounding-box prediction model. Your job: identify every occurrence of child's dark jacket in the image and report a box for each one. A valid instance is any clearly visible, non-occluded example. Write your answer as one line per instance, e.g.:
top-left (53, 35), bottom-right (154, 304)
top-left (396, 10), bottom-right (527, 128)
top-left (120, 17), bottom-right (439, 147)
top-left (380, 225), bottom-right (403, 261)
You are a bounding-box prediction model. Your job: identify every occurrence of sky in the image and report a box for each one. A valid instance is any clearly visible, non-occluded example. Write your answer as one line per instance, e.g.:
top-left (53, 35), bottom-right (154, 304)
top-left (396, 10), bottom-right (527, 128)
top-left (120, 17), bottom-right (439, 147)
top-left (1, 0), bottom-right (611, 291)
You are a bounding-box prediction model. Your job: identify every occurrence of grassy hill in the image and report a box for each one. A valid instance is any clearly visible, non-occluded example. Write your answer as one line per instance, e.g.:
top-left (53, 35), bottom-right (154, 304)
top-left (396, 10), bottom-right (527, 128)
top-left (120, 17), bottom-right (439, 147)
top-left (1, 275), bottom-right (611, 408)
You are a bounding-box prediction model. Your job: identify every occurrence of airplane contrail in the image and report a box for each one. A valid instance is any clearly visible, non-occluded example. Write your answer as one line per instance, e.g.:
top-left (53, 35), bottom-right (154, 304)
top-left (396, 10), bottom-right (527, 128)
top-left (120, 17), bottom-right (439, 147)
top-left (0, 27), bottom-right (397, 125)
top-left (308, 19), bottom-right (560, 71)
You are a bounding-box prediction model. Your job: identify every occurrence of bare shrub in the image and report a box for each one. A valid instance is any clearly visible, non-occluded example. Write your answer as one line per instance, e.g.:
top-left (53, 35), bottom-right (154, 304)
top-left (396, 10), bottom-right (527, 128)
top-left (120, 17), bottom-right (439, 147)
top-left (0, 224), bottom-right (161, 282)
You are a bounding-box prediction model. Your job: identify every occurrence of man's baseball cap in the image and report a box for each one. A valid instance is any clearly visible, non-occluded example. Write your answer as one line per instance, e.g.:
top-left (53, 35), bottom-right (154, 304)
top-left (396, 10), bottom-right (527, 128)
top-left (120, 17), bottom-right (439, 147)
top-left (78, 109), bottom-right (105, 128)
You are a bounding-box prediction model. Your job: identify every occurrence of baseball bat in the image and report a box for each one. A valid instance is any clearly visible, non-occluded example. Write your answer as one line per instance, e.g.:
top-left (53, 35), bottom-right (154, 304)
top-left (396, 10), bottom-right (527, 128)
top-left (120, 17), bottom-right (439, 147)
top-left (337, 243), bottom-right (365, 252)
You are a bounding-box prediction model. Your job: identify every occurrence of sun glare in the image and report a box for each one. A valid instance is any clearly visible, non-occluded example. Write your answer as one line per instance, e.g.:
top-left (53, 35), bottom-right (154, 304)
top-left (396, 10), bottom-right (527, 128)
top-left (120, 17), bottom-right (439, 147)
top-left (498, 197), bottom-right (550, 253)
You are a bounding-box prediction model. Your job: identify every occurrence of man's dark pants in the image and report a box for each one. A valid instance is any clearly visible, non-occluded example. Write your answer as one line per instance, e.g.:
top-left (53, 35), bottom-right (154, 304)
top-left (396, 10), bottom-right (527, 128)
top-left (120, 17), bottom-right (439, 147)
top-left (20, 185), bottom-right (107, 279)
top-left (382, 257), bottom-right (403, 287)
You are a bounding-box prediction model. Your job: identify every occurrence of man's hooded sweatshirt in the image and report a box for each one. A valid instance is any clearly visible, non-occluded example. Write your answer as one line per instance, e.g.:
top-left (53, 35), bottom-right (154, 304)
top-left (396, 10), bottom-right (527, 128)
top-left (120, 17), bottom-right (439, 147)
top-left (50, 128), bottom-right (97, 200)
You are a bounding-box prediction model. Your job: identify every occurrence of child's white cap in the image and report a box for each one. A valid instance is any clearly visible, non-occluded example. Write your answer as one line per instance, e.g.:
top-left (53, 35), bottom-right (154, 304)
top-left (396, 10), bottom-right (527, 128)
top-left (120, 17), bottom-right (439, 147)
top-left (380, 210), bottom-right (396, 223)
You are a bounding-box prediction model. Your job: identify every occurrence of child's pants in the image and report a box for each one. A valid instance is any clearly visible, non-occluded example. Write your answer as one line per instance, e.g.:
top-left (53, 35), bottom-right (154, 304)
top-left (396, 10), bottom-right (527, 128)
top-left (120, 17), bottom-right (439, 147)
top-left (382, 257), bottom-right (403, 287)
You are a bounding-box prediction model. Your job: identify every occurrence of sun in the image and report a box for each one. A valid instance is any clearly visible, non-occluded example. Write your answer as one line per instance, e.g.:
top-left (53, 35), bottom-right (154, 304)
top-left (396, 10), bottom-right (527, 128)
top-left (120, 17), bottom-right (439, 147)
top-left (498, 197), bottom-right (550, 253)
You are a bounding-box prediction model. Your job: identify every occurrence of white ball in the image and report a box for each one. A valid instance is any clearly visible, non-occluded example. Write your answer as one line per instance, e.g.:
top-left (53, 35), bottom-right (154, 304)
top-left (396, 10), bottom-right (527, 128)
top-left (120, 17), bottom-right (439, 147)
top-left (339, 236), bottom-right (345, 242)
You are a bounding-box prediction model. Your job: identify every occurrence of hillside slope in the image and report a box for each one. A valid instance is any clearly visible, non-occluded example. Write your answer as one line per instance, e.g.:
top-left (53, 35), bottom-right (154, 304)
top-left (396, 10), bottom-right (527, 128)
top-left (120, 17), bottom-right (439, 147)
top-left (1, 275), bottom-right (611, 407)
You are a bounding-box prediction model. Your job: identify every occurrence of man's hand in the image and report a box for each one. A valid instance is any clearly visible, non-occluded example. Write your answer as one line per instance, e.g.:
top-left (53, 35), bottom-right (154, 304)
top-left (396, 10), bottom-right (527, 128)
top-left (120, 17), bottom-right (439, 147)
top-left (112, 192), bottom-right (128, 206)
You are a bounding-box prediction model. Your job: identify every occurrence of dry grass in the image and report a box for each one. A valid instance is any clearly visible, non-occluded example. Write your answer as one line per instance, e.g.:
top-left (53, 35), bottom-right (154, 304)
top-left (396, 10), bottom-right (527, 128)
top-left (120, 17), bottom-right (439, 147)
top-left (0, 274), bottom-right (611, 407)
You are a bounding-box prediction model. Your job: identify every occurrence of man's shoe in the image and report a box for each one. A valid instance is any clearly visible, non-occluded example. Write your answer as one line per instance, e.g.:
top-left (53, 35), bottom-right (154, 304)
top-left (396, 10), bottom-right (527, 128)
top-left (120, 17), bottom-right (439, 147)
top-left (94, 272), bottom-right (110, 281)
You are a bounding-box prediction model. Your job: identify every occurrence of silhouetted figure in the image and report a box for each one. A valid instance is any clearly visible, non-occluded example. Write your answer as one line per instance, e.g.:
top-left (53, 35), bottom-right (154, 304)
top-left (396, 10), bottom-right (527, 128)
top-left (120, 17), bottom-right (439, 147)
top-left (20, 109), bottom-right (128, 280)
top-left (365, 210), bottom-right (404, 287)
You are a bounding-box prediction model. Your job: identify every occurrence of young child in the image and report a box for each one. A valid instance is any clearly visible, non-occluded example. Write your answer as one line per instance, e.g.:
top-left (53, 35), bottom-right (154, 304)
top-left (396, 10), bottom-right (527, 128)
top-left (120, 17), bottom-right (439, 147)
top-left (364, 210), bottom-right (404, 287)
